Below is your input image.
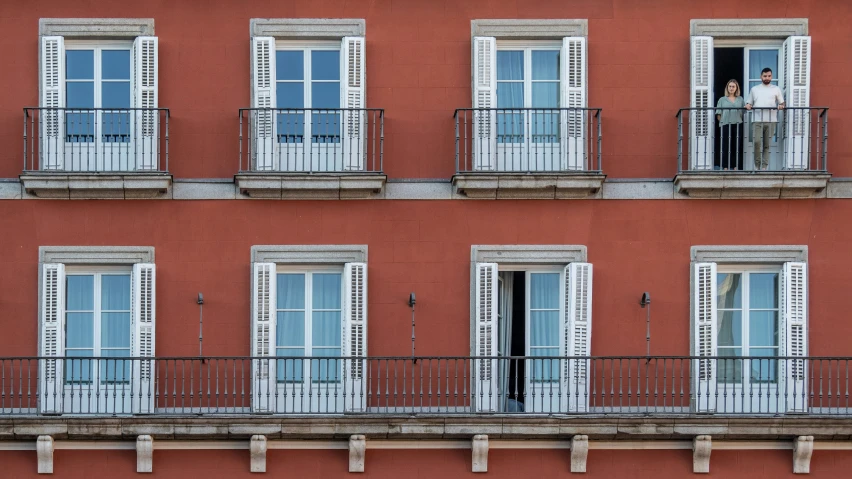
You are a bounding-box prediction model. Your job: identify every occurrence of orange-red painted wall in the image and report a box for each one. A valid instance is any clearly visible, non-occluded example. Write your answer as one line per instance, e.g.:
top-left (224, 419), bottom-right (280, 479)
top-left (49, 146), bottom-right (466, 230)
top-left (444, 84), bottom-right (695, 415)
top-left (2, 200), bottom-right (852, 358)
top-left (2, 449), bottom-right (852, 477)
top-left (0, 0), bottom-right (851, 179)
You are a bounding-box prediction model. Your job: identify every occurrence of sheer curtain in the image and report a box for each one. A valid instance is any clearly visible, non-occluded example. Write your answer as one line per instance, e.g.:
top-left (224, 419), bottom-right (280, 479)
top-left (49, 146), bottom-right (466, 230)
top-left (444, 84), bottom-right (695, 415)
top-left (496, 51), bottom-right (524, 144)
top-left (65, 275), bottom-right (95, 383)
top-left (100, 274), bottom-right (131, 382)
top-left (277, 274), bottom-right (306, 382)
top-left (716, 273), bottom-right (743, 384)
top-left (312, 273), bottom-right (342, 382)
top-left (529, 273), bottom-right (560, 382)
top-left (531, 50), bottom-right (559, 147)
top-left (748, 273), bottom-right (779, 383)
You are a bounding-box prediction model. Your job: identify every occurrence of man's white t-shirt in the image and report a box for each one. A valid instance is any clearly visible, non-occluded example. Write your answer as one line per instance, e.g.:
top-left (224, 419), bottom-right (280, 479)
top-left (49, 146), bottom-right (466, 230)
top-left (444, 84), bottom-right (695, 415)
top-left (746, 83), bottom-right (785, 122)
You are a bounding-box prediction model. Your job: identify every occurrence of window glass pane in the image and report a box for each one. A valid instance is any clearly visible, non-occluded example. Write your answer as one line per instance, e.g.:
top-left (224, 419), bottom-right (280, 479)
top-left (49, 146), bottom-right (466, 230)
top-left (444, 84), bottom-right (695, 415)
top-left (529, 273), bottom-right (559, 309)
top-left (531, 82), bottom-right (559, 108)
top-left (66, 50), bottom-right (94, 80)
top-left (101, 312), bottom-right (131, 348)
top-left (66, 312), bottom-right (94, 348)
top-left (749, 348), bottom-right (778, 383)
top-left (101, 111), bottom-right (131, 142)
top-left (748, 50), bottom-right (778, 79)
top-left (716, 273), bottom-right (742, 309)
top-left (66, 82), bottom-right (95, 108)
top-left (67, 275), bottom-right (94, 310)
top-left (497, 83), bottom-right (524, 109)
top-left (496, 51), bottom-right (523, 81)
top-left (718, 347), bottom-right (743, 384)
top-left (310, 348), bottom-right (341, 383)
top-left (277, 113), bottom-right (305, 143)
top-left (101, 275), bottom-right (130, 310)
top-left (749, 311), bottom-right (778, 347)
top-left (529, 311), bottom-right (559, 347)
top-left (277, 83), bottom-right (304, 109)
top-left (100, 349), bottom-right (130, 383)
top-left (750, 273), bottom-right (778, 309)
top-left (717, 310), bottom-right (742, 347)
top-left (312, 311), bottom-right (341, 347)
top-left (311, 82), bottom-right (340, 109)
top-left (311, 50), bottom-right (340, 81)
top-left (276, 349), bottom-right (304, 382)
top-left (531, 50), bottom-right (559, 81)
top-left (101, 50), bottom-right (131, 80)
top-left (276, 51), bottom-right (304, 81)
top-left (65, 350), bottom-right (93, 383)
top-left (311, 112), bottom-right (340, 142)
top-left (277, 274), bottom-right (305, 309)
top-left (530, 348), bottom-right (559, 382)
top-left (312, 273), bottom-right (341, 309)
top-left (102, 82), bottom-right (130, 109)
top-left (276, 311), bottom-right (305, 347)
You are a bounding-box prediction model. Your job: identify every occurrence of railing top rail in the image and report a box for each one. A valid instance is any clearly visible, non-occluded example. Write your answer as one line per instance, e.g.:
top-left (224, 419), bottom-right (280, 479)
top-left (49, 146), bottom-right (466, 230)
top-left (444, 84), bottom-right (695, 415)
top-left (455, 107), bottom-right (602, 113)
top-left (239, 107), bottom-right (384, 112)
top-left (24, 107), bottom-right (170, 112)
top-left (9, 355), bottom-right (852, 361)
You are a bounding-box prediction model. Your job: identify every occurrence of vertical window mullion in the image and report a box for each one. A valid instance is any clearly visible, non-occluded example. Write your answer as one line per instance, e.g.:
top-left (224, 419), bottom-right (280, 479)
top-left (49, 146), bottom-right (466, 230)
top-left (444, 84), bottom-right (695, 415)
top-left (304, 271), bottom-right (312, 382)
top-left (304, 49), bottom-right (312, 143)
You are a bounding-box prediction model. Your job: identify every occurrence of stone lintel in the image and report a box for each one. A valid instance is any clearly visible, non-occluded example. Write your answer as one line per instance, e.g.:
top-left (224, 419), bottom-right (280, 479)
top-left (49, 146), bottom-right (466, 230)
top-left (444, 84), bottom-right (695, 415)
top-left (690, 18), bottom-right (808, 37)
top-left (674, 173), bottom-right (830, 199)
top-left (251, 18), bottom-right (365, 39)
top-left (40, 18), bottom-right (155, 38)
top-left (471, 19), bottom-right (588, 38)
top-left (236, 173), bottom-right (386, 200)
top-left (453, 173), bottom-right (605, 199)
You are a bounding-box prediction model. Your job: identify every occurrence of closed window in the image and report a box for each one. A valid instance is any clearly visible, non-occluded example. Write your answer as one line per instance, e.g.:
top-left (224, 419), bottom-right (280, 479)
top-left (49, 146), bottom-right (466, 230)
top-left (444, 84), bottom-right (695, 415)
top-left (276, 47), bottom-right (341, 144)
top-left (65, 44), bottom-right (132, 143)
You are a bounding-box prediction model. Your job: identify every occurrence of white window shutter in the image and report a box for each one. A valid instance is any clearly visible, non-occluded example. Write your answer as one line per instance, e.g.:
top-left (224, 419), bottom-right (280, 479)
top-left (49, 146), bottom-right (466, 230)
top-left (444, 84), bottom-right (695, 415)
top-left (131, 263), bottom-right (156, 414)
top-left (472, 36), bottom-right (496, 171)
top-left (251, 37), bottom-right (277, 171)
top-left (251, 262), bottom-right (276, 412)
top-left (693, 262), bottom-right (717, 412)
top-left (40, 36), bottom-right (65, 171)
top-left (560, 37), bottom-right (587, 171)
top-left (39, 263), bottom-right (65, 414)
top-left (132, 36), bottom-right (159, 171)
top-left (474, 262), bottom-right (498, 412)
top-left (689, 36), bottom-right (714, 170)
top-left (782, 262), bottom-right (808, 412)
top-left (343, 262), bottom-right (367, 412)
top-left (562, 262), bottom-right (592, 413)
top-left (782, 36), bottom-right (811, 170)
top-left (341, 36), bottom-right (366, 171)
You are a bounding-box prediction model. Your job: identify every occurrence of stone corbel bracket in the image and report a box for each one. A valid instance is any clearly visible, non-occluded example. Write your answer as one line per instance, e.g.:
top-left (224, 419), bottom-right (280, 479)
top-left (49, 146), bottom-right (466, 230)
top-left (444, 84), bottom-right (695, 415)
top-left (794, 436), bottom-right (814, 474)
top-left (137, 435), bottom-right (153, 473)
top-left (472, 435), bottom-right (488, 473)
top-left (37, 435), bottom-right (53, 474)
top-left (571, 435), bottom-right (589, 473)
top-left (349, 435), bottom-right (366, 473)
top-left (693, 435), bottom-right (712, 474)
top-left (250, 435), bottom-right (267, 473)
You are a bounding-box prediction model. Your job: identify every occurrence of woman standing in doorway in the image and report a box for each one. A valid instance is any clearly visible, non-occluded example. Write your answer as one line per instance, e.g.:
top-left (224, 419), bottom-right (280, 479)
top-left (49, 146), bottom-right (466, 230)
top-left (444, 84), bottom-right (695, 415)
top-left (715, 79), bottom-right (745, 170)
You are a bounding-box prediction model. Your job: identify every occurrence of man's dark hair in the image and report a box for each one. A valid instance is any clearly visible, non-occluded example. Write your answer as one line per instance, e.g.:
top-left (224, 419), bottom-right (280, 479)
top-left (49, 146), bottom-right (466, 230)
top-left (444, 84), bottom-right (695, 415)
top-left (761, 67), bottom-right (773, 75)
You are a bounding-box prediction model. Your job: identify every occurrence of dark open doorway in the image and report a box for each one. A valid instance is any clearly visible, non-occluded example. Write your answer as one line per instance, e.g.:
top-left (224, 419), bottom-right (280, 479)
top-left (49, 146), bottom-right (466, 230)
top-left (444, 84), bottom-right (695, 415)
top-left (713, 47), bottom-right (744, 168)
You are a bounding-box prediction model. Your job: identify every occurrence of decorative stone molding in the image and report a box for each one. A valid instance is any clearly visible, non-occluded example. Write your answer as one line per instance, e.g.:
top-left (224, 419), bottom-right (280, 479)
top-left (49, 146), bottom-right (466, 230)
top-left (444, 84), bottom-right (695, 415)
top-left (453, 173), bottom-right (605, 199)
top-left (471, 19), bottom-right (587, 38)
top-left (251, 245), bottom-right (367, 264)
top-left (471, 245), bottom-right (587, 264)
top-left (37, 435), bottom-right (53, 474)
top-left (39, 18), bottom-right (155, 38)
top-left (137, 435), bottom-right (153, 473)
top-left (236, 174), bottom-right (386, 200)
top-left (39, 246), bottom-right (155, 265)
top-left (793, 436), bottom-right (814, 474)
top-left (250, 435), bottom-right (267, 473)
top-left (20, 174), bottom-right (172, 200)
top-left (690, 18), bottom-right (808, 37)
top-left (691, 245), bottom-right (807, 264)
top-left (674, 173), bottom-right (829, 199)
top-left (472, 435), bottom-right (488, 473)
top-left (693, 436), bottom-right (712, 474)
top-left (251, 18), bottom-right (365, 39)
top-left (349, 435), bottom-right (366, 473)
top-left (571, 435), bottom-right (589, 473)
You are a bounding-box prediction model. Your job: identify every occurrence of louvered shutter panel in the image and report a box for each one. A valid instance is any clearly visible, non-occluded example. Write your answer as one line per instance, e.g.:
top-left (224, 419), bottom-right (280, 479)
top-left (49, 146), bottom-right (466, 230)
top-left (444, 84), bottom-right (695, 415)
top-left (561, 263), bottom-right (592, 412)
top-left (39, 263), bottom-right (65, 414)
top-left (341, 37), bottom-right (366, 171)
top-left (132, 37), bottom-right (158, 171)
top-left (251, 263), bottom-right (276, 412)
top-left (40, 36), bottom-right (65, 171)
top-left (472, 37), bottom-right (496, 171)
top-left (690, 36), bottom-right (714, 170)
top-left (782, 36), bottom-right (811, 170)
top-left (560, 37), bottom-right (587, 171)
top-left (693, 262), bottom-right (717, 412)
top-left (251, 37), bottom-right (277, 171)
top-left (474, 262), bottom-right (498, 412)
top-left (782, 262), bottom-right (808, 412)
top-left (131, 263), bottom-right (156, 413)
top-left (343, 262), bottom-right (367, 412)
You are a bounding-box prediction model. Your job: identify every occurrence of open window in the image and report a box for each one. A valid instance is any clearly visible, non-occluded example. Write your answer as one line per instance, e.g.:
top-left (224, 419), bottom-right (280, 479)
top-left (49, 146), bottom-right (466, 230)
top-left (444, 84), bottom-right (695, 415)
top-left (474, 261), bottom-right (591, 413)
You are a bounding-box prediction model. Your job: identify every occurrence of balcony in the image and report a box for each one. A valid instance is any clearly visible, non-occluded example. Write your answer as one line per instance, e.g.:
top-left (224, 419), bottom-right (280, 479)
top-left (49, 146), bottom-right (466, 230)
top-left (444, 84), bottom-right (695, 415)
top-left (236, 108), bottom-right (386, 199)
top-left (675, 107), bottom-right (829, 198)
top-left (453, 108), bottom-right (604, 199)
top-left (21, 108), bottom-right (171, 199)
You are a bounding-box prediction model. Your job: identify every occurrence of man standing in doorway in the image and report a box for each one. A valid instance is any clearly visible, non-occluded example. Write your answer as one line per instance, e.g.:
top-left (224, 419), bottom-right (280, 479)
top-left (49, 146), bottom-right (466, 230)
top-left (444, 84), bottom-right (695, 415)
top-left (745, 68), bottom-right (785, 170)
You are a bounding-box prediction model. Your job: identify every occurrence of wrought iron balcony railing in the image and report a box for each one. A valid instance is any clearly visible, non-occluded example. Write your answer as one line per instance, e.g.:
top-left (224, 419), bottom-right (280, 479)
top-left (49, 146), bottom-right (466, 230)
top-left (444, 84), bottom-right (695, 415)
top-left (454, 108), bottom-right (602, 174)
top-left (238, 108), bottom-right (383, 174)
top-left (676, 107), bottom-right (828, 173)
top-left (23, 107), bottom-right (170, 173)
top-left (2, 356), bottom-right (850, 416)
